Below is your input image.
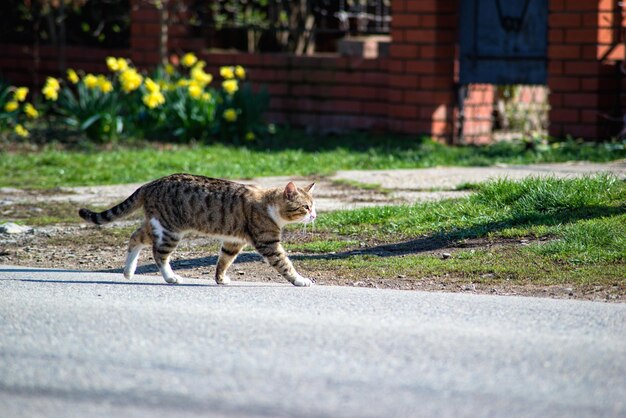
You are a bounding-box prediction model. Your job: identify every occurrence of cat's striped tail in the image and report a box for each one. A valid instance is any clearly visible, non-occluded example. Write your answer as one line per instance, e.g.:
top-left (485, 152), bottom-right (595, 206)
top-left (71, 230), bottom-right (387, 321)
top-left (78, 189), bottom-right (143, 225)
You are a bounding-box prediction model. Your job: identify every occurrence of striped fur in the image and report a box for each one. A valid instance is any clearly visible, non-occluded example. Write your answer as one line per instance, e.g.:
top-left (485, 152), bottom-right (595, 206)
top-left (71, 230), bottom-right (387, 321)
top-left (78, 189), bottom-right (143, 225)
top-left (78, 173), bottom-right (316, 286)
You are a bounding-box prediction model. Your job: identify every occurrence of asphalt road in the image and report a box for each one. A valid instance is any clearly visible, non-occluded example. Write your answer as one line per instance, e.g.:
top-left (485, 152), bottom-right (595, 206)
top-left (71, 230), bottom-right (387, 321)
top-left (0, 265), bottom-right (624, 418)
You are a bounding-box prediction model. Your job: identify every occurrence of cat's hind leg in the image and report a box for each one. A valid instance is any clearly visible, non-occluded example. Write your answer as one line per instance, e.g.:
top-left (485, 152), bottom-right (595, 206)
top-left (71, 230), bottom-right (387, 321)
top-left (150, 218), bottom-right (183, 284)
top-left (215, 241), bottom-right (245, 285)
top-left (123, 223), bottom-right (151, 280)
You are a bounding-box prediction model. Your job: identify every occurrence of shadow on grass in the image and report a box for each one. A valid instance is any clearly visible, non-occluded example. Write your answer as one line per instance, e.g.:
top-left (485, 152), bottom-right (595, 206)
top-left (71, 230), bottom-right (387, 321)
top-left (95, 204), bottom-right (624, 272)
top-left (292, 204), bottom-right (626, 260)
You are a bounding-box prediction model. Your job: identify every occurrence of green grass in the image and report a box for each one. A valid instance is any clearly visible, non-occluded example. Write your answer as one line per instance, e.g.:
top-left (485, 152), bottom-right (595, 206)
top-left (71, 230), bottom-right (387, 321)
top-left (286, 239), bottom-right (360, 253)
top-left (301, 248), bottom-right (625, 287)
top-left (530, 216), bottom-right (626, 264)
top-left (316, 174), bottom-right (625, 241)
top-left (302, 175), bottom-right (626, 286)
top-left (2, 133), bottom-right (625, 188)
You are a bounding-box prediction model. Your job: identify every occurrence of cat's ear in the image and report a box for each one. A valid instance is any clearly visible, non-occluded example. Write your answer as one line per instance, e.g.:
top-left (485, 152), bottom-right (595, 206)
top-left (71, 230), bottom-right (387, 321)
top-left (305, 183), bottom-right (316, 194)
top-left (284, 182), bottom-right (298, 200)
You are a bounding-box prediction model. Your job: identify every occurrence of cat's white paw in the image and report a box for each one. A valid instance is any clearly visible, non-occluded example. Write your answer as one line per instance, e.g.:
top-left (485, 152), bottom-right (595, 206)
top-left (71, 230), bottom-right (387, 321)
top-left (123, 270), bottom-right (133, 280)
top-left (292, 275), bottom-right (313, 287)
top-left (216, 275), bottom-right (231, 285)
top-left (164, 274), bottom-right (183, 284)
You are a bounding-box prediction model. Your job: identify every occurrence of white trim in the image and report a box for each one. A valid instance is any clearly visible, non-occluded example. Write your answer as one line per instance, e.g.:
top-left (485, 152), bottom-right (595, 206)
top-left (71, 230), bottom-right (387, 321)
top-left (150, 217), bottom-right (164, 245)
top-left (268, 205), bottom-right (288, 229)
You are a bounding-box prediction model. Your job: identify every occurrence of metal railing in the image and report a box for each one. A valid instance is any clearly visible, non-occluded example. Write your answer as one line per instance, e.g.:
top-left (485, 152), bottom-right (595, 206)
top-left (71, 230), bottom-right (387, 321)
top-left (190, 0), bottom-right (391, 53)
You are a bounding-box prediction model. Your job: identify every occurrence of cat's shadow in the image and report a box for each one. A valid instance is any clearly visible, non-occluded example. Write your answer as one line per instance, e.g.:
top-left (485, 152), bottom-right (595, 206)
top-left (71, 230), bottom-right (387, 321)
top-left (99, 239), bottom-right (439, 277)
top-left (99, 252), bottom-right (264, 276)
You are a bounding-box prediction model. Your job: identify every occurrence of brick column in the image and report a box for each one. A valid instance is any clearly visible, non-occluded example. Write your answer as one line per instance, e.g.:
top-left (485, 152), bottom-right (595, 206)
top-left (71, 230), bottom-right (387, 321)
top-left (387, 1), bottom-right (458, 141)
top-left (129, 0), bottom-right (162, 69)
top-left (548, 0), bottom-right (624, 139)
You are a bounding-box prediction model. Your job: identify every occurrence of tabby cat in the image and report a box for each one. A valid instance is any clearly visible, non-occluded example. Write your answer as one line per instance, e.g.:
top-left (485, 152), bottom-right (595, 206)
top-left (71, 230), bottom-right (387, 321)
top-left (78, 173), bottom-right (316, 286)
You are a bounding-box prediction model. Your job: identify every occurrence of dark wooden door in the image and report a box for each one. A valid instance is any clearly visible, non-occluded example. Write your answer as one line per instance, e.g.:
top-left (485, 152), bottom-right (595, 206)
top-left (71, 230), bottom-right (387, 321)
top-left (459, 0), bottom-right (548, 84)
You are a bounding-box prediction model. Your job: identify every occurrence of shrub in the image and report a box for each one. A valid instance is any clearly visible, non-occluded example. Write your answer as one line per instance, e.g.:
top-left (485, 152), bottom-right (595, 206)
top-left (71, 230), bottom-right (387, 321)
top-left (7, 53), bottom-right (269, 144)
top-left (0, 81), bottom-right (39, 140)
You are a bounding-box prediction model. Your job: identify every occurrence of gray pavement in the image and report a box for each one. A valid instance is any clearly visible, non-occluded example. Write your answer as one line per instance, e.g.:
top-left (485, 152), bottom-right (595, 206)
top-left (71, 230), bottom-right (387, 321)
top-left (1, 265), bottom-right (625, 418)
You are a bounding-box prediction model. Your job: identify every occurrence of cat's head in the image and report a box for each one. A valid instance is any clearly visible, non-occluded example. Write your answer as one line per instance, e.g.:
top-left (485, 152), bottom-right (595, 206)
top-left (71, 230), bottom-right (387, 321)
top-left (272, 182), bottom-right (316, 226)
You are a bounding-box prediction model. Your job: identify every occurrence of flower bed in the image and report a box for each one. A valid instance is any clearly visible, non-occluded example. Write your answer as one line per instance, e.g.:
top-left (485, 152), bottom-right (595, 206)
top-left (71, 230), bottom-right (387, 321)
top-left (0, 52), bottom-right (269, 143)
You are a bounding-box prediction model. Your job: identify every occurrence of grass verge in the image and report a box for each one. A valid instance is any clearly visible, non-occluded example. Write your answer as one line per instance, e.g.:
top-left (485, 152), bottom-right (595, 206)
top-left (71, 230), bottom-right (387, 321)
top-left (2, 134), bottom-right (625, 188)
top-left (295, 175), bottom-right (626, 288)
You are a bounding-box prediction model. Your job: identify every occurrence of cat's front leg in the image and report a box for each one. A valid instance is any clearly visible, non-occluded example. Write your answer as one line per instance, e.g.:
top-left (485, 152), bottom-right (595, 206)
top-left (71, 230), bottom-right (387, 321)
top-left (254, 240), bottom-right (313, 287)
top-left (292, 273), bottom-right (314, 287)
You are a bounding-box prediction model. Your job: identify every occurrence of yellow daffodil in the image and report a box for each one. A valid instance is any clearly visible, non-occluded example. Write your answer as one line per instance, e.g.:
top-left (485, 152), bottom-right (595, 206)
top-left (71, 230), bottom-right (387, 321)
top-left (145, 78), bottom-right (160, 93)
top-left (67, 69), bottom-right (80, 84)
top-left (24, 103), bottom-right (39, 119)
top-left (83, 73), bottom-right (99, 89)
top-left (107, 57), bottom-right (129, 72)
top-left (202, 92), bottom-right (211, 101)
top-left (106, 56), bottom-right (119, 72)
top-left (14, 124), bottom-right (29, 137)
top-left (235, 65), bottom-right (246, 79)
top-left (222, 79), bottom-right (238, 95)
top-left (176, 79), bottom-right (190, 87)
top-left (223, 108), bottom-right (237, 122)
top-left (119, 68), bottom-right (143, 93)
top-left (42, 77), bottom-right (61, 101)
top-left (165, 63), bottom-right (175, 75)
top-left (181, 52), bottom-right (198, 68)
top-left (188, 82), bottom-right (202, 99)
top-left (117, 58), bottom-right (129, 72)
top-left (97, 75), bottom-right (113, 93)
top-left (42, 86), bottom-right (58, 101)
top-left (245, 131), bottom-right (255, 141)
top-left (4, 101), bottom-right (18, 112)
top-left (13, 87), bottom-right (29, 102)
top-left (45, 77), bottom-right (60, 90)
top-left (191, 65), bottom-right (212, 87)
top-left (142, 91), bottom-right (165, 109)
top-left (220, 66), bottom-right (235, 79)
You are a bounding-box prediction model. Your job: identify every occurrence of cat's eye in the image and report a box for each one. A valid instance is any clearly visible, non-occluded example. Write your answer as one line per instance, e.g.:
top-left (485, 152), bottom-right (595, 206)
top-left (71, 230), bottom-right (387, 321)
top-left (303, 205), bottom-right (310, 210)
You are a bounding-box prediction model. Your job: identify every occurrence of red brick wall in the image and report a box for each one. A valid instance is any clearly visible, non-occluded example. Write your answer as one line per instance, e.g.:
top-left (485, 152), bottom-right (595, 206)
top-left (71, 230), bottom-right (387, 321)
top-left (0, 44), bottom-right (127, 89)
top-left (387, 0), bottom-right (458, 141)
top-left (197, 52), bottom-right (391, 132)
top-left (460, 85), bottom-right (495, 145)
top-left (548, 0), bottom-right (624, 139)
top-left (0, 0), bottom-right (623, 141)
